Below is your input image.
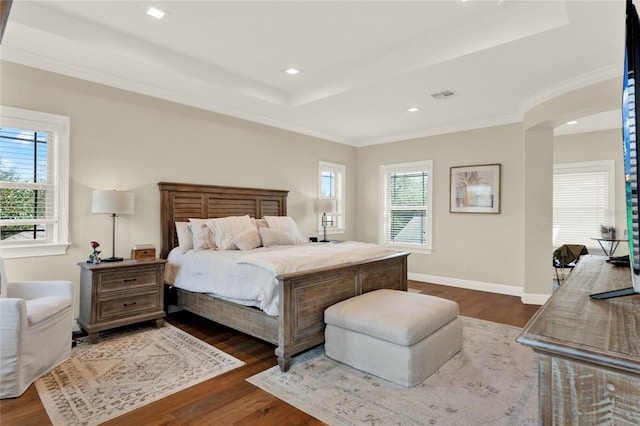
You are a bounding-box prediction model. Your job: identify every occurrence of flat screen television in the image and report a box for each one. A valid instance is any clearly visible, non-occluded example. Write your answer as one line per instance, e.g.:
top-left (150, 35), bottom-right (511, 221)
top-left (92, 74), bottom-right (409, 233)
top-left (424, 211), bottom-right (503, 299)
top-left (591, 0), bottom-right (640, 299)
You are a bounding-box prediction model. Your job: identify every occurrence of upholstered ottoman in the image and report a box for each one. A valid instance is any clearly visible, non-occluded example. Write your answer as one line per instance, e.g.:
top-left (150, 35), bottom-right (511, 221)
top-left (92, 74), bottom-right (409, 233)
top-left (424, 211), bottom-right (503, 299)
top-left (324, 289), bottom-right (462, 387)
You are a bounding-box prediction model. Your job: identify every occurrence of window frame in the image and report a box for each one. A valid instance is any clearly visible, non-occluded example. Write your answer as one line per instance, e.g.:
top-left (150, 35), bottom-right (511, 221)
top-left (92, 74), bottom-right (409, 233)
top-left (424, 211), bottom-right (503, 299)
top-left (552, 160), bottom-right (615, 250)
top-left (379, 160), bottom-right (433, 254)
top-left (0, 106), bottom-right (70, 258)
top-left (317, 161), bottom-right (345, 235)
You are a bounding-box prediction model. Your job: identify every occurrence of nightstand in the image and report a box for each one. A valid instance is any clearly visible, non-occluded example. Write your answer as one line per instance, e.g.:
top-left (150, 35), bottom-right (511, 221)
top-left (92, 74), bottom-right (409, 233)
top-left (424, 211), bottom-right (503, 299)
top-left (77, 259), bottom-right (167, 343)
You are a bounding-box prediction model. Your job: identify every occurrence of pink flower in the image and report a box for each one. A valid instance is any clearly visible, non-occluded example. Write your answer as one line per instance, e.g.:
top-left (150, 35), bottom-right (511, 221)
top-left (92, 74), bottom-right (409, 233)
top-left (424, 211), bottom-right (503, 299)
top-left (91, 241), bottom-right (100, 249)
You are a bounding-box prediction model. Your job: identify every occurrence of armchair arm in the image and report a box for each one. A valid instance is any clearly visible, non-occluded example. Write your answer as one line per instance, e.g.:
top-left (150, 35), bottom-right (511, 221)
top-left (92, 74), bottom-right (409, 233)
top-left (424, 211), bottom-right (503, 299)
top-left (0, 299), bottom-right (28, 346)
top-left (0, 298), bottom-right (27, 325)
top-left (7, 280), bottom-right (73, 301)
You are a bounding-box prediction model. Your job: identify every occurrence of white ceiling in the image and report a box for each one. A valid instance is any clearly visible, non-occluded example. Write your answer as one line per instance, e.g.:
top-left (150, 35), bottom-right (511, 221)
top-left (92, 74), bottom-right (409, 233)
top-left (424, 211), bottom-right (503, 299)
top-left (0, 0), bottom-right (626, 146)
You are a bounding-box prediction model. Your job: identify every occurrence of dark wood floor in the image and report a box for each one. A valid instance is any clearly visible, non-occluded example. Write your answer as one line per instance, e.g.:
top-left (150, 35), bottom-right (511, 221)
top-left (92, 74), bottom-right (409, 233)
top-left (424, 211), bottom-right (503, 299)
top-left (0, 282), bottom-right (540, 426)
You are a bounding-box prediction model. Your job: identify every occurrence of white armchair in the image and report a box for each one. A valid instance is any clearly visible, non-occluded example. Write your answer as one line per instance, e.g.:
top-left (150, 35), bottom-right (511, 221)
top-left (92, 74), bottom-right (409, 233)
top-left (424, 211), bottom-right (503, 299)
top-left (0, 257), bottom-right (73, 399)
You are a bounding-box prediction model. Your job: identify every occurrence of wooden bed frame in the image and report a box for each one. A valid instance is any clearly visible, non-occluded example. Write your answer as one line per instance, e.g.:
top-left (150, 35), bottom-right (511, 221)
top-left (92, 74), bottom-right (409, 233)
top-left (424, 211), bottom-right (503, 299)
top-left (159, 181), bottom-right (409, 371)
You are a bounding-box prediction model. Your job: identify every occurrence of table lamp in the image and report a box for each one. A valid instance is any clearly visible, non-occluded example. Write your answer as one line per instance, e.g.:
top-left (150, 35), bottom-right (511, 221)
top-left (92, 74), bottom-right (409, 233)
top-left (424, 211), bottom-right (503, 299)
top-left (91, 189), bottom-right (135, 262)
top-left (316, 198), bottom-right (336, 242)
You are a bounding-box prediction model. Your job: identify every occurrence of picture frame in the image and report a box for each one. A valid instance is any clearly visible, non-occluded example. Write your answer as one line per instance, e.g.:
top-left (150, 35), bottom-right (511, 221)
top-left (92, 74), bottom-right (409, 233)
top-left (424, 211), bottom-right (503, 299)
top-left (450, 164), bottom-right (501, 213)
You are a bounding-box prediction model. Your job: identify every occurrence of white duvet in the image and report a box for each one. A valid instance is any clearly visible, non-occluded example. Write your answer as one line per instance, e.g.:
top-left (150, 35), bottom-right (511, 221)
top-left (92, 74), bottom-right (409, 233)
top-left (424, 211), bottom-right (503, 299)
top-left (165, 242), bottom-right (398, 316)
top-left (236, 241), bottom-right (397, 275)
top-left (166, 248), bottom-right (281, 315)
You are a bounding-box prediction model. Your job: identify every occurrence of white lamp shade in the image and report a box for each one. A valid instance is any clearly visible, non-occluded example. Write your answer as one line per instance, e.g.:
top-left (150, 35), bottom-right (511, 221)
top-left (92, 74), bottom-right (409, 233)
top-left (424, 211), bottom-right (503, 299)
top-left (91, 190), bottom-right (135, 215)
top-left (315, 198), bottom-right (336, 214)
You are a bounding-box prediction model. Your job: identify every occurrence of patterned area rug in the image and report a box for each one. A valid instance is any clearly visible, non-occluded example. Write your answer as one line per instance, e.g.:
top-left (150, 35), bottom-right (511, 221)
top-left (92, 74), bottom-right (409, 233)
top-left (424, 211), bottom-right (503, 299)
top-left (36, 323), bottom-right (244, 426)
top-left (248, 317), bottom-right (538, 425)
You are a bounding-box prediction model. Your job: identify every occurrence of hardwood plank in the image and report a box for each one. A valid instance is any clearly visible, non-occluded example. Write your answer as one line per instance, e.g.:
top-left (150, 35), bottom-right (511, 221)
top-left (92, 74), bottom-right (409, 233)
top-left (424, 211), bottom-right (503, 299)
top-left (0, 281), bottom-right (539, 425)
top-left (0, 386), bottom-right (51, 426)
top-left (409, 281), bottom-right (540, 328)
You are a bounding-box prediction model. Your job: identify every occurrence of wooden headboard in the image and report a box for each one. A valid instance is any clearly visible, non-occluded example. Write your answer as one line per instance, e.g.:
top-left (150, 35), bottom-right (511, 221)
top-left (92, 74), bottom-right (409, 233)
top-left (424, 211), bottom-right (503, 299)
top-left (158, 182), bottom-right (289, 258)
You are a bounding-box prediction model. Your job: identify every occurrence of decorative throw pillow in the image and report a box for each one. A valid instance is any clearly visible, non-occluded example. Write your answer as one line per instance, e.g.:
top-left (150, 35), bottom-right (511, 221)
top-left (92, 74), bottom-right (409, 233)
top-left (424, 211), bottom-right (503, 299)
top-left (263, 216), bottom-right (306, 244)
top-left (175, 222), bottom-right (194, 253)
top-left (189, 218), bottom-right (216, 251)
top-left (207, 215), bottom-right (255, 250)
top-left (259, 227), bottom-right (296, 246)
top-left (233, 228), bottom-right (262, 251)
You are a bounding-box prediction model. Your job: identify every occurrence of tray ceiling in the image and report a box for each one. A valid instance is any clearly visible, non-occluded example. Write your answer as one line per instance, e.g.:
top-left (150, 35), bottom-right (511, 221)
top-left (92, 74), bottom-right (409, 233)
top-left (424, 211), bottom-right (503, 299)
top-left (0, 0), bottom-right (626, 145)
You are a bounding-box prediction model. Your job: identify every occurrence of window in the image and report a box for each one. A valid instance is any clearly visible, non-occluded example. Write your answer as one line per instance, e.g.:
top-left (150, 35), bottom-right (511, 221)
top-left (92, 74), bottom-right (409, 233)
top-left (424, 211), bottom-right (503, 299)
top-left (318, 161), bottom-right (345, 234)
top-left (380, 161), bottom-right (433, 253)
top-left (552, 160), bottom-right (615, 249)
top-left (0, 106), bottom-right (70, 258)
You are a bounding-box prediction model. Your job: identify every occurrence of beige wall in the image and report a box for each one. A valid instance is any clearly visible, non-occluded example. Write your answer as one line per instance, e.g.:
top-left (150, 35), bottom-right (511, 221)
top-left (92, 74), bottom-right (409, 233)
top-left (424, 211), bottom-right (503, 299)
top-left (355, 79), bottom-right (622, 302)
top-left (523, 126), bottom-right (554, 297)
top-left (0, 62), bottom-right (356, 311)
top-left (356, 123), bottom-right (526, 296)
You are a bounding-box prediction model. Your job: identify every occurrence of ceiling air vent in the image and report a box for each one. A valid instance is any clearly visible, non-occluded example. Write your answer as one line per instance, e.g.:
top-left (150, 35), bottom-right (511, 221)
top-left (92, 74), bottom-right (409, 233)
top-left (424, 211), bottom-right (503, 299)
top-left (430, 90), bottom-right (457, 100)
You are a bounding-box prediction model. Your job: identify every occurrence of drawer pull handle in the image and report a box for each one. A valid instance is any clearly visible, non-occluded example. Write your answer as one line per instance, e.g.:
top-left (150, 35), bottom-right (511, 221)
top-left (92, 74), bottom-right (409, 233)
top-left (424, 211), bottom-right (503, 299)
top-left (124, 278), bottom-right (137, 283)
top-left (123, 301), bottom-right (137, 307)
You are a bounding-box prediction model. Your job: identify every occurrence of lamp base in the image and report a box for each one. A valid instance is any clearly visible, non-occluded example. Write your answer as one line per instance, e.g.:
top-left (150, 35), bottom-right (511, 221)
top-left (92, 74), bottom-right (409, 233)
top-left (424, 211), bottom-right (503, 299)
top-left (319, 239), bottom-right (331, 243)
top-left (102, 257), bottom-right (124, 262)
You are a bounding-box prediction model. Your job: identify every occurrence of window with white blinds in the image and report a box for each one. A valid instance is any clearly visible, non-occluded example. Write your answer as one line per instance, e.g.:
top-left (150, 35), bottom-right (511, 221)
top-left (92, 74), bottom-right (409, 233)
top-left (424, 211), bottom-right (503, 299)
top-left (318, 161), bottom-right (345, 233)
top-left (552, 160), bottom-right (615, 248)
top-left (380, 161), bottom-right (433, 253)
top-left (0, 106), bottom-right (70, 258)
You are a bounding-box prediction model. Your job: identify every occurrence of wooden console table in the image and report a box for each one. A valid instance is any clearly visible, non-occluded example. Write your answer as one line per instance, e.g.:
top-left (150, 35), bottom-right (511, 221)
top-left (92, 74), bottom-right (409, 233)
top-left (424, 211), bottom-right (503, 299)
top-left (517, 255), bottom-right (640, 424)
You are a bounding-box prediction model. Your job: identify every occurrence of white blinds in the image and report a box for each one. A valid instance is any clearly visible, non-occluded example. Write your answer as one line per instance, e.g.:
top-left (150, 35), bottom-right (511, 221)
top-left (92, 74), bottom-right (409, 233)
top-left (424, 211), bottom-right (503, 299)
top-left (553, 162), bottom-right (612, 248)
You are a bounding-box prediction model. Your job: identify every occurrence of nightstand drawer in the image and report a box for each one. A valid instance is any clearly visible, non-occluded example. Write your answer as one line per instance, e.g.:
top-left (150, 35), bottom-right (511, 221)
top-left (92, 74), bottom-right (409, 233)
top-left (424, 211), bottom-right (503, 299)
top-left (97, 268), bottom-right (159, 294)
top-left (97, 292), bottom-right (159, 322)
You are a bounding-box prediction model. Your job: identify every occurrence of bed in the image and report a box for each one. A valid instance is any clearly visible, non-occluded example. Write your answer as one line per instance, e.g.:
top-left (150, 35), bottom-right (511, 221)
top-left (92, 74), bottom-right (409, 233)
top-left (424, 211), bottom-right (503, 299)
top-left (159, 181), bottom-right (409, 371)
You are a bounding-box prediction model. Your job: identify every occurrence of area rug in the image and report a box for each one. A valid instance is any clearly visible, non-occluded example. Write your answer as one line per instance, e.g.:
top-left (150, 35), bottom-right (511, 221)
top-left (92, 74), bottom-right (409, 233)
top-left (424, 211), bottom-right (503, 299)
top-left (248, 317), bottom-right (538, 425)
top-left (36, 323), bottom-right (244, 426)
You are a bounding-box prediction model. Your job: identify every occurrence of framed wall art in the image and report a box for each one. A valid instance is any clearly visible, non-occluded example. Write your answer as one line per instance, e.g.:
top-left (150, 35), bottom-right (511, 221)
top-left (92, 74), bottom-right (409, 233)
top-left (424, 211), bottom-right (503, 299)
top-left (450, 164), bottom-right (501, 213)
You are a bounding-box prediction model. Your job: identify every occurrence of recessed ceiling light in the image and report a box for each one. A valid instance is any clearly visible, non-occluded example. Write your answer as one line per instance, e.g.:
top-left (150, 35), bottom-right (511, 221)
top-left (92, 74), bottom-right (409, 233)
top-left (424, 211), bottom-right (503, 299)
top-left (147, 7), bottom-right (165, 19)
top-left (285, 68), bottom-right (300, 76)
top-left (407, 107), bottom-right (420, 113)
top-left (567, 120), bottom-right (578, 125)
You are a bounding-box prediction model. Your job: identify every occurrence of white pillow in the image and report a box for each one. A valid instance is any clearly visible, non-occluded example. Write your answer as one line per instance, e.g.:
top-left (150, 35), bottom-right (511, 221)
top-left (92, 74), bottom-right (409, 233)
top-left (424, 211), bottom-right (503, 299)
top-left (263, 216), bottom-right (306, 244)
top-left (207, 215), bottom-right (255, 250)
top-left (175, 222), bottom-right (194, 253)
top-left (259, 227), bottom-right (297, 246)
top-left (189, 218), bottom-right (216, 251)
top-left (233, 228), bottom-right (262, 250)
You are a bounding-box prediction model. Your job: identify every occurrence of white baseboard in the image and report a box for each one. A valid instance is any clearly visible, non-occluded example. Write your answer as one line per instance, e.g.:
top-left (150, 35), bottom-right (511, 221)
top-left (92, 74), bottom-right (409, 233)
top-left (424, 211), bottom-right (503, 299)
top-left (408, 272), bottom-right (550, 306)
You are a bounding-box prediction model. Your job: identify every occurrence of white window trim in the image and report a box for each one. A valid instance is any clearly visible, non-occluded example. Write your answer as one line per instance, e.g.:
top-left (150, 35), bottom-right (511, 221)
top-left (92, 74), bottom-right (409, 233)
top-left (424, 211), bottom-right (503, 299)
top-left (0, 106), bottom-right (70, 258)
top-left (318, 161), bottom-right (346, 235)
top-left (552, 159), bottom-right (615, 250)
top-left (379, 160), bottom-right (433, 254)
